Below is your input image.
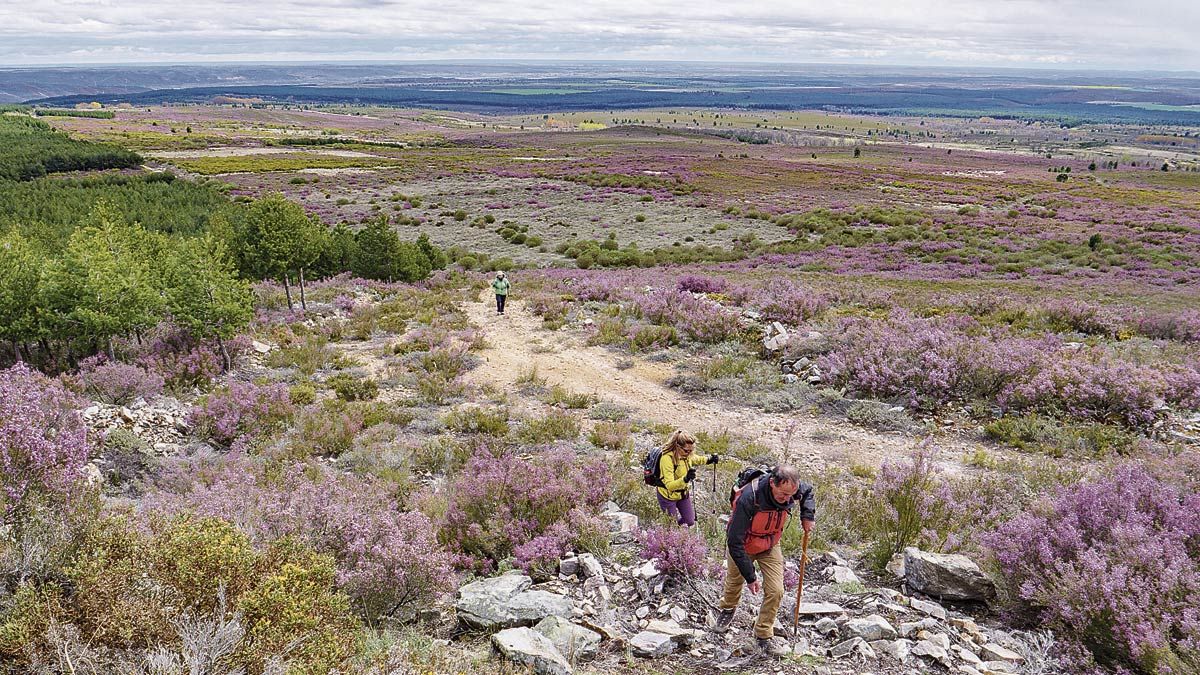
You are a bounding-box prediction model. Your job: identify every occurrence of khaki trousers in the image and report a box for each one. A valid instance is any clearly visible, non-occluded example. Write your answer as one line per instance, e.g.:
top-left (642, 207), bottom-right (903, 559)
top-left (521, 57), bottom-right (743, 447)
top-left (718, 545), bottom-right (784, 639)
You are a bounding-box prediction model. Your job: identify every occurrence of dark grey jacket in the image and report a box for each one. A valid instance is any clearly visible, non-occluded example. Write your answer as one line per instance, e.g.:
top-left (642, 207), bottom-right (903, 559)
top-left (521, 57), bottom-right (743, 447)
top-left (726, 478), bottom-right (816, 583)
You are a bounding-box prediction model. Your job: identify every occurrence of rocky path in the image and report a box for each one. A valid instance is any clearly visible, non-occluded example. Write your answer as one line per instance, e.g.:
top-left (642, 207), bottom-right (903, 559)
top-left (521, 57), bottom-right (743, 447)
top-left (463, 298), bottom-right (978, 471)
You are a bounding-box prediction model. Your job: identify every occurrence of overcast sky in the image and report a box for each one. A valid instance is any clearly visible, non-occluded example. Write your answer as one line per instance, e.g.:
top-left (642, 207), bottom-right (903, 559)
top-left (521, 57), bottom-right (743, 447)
top-left (1, 0), bottom-right (1197, 71)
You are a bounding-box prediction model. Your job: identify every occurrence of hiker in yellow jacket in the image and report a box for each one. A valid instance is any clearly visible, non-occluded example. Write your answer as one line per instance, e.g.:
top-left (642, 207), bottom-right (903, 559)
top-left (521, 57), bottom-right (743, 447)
top-left (656, 430), bottom-right (719, 527)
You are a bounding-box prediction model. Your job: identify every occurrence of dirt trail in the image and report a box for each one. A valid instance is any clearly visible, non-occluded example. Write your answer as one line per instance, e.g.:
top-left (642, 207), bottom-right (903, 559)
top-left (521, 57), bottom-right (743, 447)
top-left (464, 299), bottom-right (975, 471)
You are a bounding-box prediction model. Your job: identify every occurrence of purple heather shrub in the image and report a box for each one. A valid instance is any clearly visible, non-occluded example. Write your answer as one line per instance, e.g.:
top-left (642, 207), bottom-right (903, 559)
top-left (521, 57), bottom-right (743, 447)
top-left (440, 447), bottom-right (610, 571)
top-left (513, 522), bottom-right (571, 581)
top-left (131, 325), bottom-right (238, 391)
top-left (1135, 310), bottom-right (1200, 342)
top-left (187, 380), bottom-right (294, 449)
top-left (636, 524), bottom-right (709, 578)
top-left (68, 355), bottom-right (164, 405)
top-left (985, 464), bottom-right (1200, 672)
top-left (332, 294), bottom-right (356, 313)
top-left (999, 352), bottom-right (1168, 427)
top-left (0, 364), bottom-right (91, 527)
top-left (1037, 298), bottom-right (1123, 336)
top-left (676, 274), bottom-right (728, 294)
top-left (752, 279), bottom-right (831, 324)
top-left (147, 458), bottom-right (454, 618)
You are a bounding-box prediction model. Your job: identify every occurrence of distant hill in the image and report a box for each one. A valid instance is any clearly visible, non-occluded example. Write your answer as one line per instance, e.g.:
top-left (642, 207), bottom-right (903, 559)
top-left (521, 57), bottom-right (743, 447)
top-left (13, 62), bottom-right (1200, 125)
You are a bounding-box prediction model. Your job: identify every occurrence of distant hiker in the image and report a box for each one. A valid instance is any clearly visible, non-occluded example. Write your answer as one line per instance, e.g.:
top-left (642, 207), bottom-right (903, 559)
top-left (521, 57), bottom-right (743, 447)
top-left (491, 271), bottom-right (510, 315)
top-left (713, 464), bottom-right (815, 656)
top-left (652, 429), bottom-right (718, 527)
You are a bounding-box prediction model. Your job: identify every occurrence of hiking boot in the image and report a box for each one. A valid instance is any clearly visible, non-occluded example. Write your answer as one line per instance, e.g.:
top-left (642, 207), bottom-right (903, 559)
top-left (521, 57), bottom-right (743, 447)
top-left (756, 637), bottom-right (791, 658)
top-left (712, 608), bottom-right (735, 633)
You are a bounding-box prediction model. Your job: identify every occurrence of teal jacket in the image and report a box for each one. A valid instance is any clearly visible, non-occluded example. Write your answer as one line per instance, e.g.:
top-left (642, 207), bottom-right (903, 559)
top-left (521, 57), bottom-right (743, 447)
top-left (492, 278), bottom-right (510, 296)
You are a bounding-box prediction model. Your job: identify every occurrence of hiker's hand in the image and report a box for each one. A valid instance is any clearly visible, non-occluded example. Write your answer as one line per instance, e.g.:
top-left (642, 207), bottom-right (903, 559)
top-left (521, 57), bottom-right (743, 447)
top-left (802, 520), bottom-right (814, 533)
top-left (685, 468), bottom-right (696, 483)
top-left (707, 454), bottom-right (719, 465)
top-left (748, 580), bottom-right (761, 595)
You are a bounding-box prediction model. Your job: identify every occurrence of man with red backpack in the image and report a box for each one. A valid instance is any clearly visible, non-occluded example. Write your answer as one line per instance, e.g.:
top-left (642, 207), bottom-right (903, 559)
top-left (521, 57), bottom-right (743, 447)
top-left (712, 464), bottom-right (815, 656)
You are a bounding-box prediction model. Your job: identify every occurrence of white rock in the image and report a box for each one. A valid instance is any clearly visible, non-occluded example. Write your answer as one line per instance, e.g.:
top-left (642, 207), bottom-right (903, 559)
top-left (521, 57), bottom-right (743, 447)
top-left (533, 616), bottom-right (602, 662)
top-left (492, 627), bottom-right (572, 675)
top-left (636, 561), bottom-right (661, 580)
top-left (576, 553), bottom-right (603, 579)
top-left (899, 618), bottom-right (940, 637)
top-left (904, 547), bottom-right (996, 601)
top-left (795, 602), bottom-right (846, 616)
top-left (878, 639), bottom-right (912, 662)
top-left (909, 597), bottom-right (947, 620)
top-left (826, 565), bottom-right (860, 584)
top-left (979, 643), bottom-right (1024, 664)
top-left (815, 617), bottom-right (839, 636)
top-left (669, 606), bottom-right (687, 624)
top-left (635, 606), bottom-right (650, 619)
top-left (629, 631), bottom-right (675, 658)
top-left (927, 632), bottom-right (951, 650)
top-left (842, 615), bottom-right (897, 642)
top-left (912, 639), bottom-right (951, 666)
top-left (252, 340), bottom-right (272, 354)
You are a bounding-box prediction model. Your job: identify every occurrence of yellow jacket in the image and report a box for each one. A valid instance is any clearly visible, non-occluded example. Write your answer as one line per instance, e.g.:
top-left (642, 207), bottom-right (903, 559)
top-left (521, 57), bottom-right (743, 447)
top-left (656, 451), bottom-right (712, 501)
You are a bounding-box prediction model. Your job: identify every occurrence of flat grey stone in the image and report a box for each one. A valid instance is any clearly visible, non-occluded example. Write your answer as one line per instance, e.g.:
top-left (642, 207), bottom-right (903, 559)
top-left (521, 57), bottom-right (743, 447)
top-left (630, 631), bottom-right (676, 658)
top-left (492, 627), bottom-right (572, 675)
top-left (842, 614), bottom-right (897, 642)
top-left (795, 602), bottom-right (846, 616)
top-left (910, 597), bottom-right (947, 620)
top-left (533, 616), bottom-right (602, 661)
top-left (904, 547), bottom-right (996, 601)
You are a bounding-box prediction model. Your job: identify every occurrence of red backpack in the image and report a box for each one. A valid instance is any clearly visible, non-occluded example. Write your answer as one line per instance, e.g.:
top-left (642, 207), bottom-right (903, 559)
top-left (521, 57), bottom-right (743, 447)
top-left (728, 467), bottom-right (791, 556)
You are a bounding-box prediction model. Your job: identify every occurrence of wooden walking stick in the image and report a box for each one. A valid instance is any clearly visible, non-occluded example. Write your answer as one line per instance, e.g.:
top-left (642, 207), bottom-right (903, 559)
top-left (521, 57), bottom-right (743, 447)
top-left (791, 528), bottom-right (811, 638)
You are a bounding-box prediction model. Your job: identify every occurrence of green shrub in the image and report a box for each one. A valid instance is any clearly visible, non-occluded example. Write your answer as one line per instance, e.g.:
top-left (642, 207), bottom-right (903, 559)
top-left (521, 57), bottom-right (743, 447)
top-left (516, 410), bottom-right (581, 444)
top-left (289, 400), bottom-right (363, 457)
top-left (411, 435), bottom-right (472, 475)
top-left (545, 384), bottom-right (597, 409)
top-left (845, 400), bottom-right (914, 432)
top-left (589, 421), bottom-right (631, 450)
top-left (236, 539), bottom-right (358, 675)
top-left (266, 335), bottom-right (332, 376)
top-left (327, 373), bottom-right (379, 401)
top-left (442, 405), bottom-right (510, 436)
top-left (289, 380), bottom-right (317, 405)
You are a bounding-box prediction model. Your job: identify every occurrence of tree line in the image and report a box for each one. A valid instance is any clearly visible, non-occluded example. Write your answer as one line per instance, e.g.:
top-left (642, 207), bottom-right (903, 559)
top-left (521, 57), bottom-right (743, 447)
top-left (0, 115), bottom-right (141, 181)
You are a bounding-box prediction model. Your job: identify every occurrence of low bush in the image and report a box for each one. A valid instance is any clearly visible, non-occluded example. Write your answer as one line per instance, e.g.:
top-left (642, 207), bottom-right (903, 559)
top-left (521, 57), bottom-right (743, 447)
top-left (516, 410), bottom-right (581, 444)
top-left (637, 524), bottom-right (709, 577)
top-left (67, 355), bottom-right (164, 405)
top-left (440, 448), bottom-right (610, 571)
top-left (327, 372), bottom-right (379, 401)
top-left (545, 384), bottom-right (597, 409)
top-left (148, 459), bottom-right (454, 620)
top-left (188, 381), bottom-right (294, 450)
top-left (441, 405), bottom-right (510, 436)
top-left (986, 465), bottom-right (1200, 673)
top-left (265, 334), bottom-right (332, 376)
top-left (588, 421), bottom-right (631, 450)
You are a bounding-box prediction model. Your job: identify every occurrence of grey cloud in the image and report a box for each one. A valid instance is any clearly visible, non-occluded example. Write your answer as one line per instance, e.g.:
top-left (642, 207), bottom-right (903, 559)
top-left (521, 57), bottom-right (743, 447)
top-left (0, 0), bottom-right (1196, 69)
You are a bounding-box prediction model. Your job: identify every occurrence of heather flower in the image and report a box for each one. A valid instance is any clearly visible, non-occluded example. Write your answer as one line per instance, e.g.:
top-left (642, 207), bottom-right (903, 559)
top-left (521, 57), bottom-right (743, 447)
top-left (67, 354), bottom-right (164, 405)
top-left (147, 458), bottom-right (453, 618)
top-left (0, 364), bottom-right (92, 529)
top-left (188, 381), bottom-right (294, 449)
top-left (637, 524), bottom-right (709, 577)
top-left (440, 447), bottom-right (610, 571)
top-left (985, 465), bottom-right (1200, 672)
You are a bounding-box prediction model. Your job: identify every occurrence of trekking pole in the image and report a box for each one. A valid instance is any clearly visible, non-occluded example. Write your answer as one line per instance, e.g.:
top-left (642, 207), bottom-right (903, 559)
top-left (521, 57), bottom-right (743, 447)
top-left (791, 528), bottom-right (811, 638)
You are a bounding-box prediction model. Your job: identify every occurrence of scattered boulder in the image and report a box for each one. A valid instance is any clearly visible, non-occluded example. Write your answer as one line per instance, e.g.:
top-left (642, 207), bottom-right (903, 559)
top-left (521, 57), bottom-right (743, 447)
top-left (842, 615), bottom-right (897, 642)
top-left (795, 602), bottom-right (846, 616)
top-left (979, 643), bottom-right (1024, 664)
top-left (826, 565), bottom-right (860, 585)
top-left (533, 616), bottom-right (602, 661)
top-left (576, 553), bottom-right (603, 579)
top-left (492, 627), bottom-right (572, 675)
top-left (559, 555), bottom-right (579, 578)
top-left (909, 597), bottom-right (947, 620)
top-left (829, 637), bottom-right (875, 659)
top-left (456, 573), bottom-right (572, 631)
top-left (630, 631), bottom-right (676, 658)
top-left (912, 639), bottom-right (953, 668)
top-left (904, 547), bottom-right (996, 601)
top-left (878, 638), bottom-right (912, 662)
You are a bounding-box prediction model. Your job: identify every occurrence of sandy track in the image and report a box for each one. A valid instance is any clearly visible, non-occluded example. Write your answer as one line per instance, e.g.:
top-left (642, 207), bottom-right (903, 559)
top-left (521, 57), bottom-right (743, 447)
top-left (463, 299), bottom-right (975, 471)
